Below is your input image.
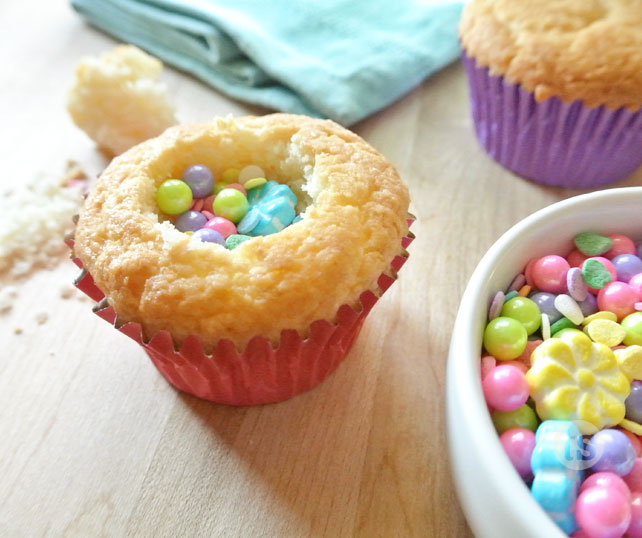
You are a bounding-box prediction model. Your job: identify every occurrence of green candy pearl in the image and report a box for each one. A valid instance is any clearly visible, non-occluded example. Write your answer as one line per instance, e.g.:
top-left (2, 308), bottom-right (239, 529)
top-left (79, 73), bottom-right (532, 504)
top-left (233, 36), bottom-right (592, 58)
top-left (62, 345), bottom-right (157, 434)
top-left (157, 179), bottom-right (193, 215)
top-left (483, 316), bottom-right (528, 360)
top-left (212, 188), bottom-right (249, 223)
top-left (622, 312), bottom-right (642, 346)
top-left (492, 404), bottom-right (538, 435)
top-left (501, 297), bottom-right (541, 335)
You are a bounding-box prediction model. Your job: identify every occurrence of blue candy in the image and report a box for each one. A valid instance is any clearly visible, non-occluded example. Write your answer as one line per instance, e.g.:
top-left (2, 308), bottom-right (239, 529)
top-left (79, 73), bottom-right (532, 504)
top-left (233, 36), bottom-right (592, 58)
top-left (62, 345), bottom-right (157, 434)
top-left (238, 180), bottom-right (297, 236)
top-left (531, 420), bottom-right (585, 534)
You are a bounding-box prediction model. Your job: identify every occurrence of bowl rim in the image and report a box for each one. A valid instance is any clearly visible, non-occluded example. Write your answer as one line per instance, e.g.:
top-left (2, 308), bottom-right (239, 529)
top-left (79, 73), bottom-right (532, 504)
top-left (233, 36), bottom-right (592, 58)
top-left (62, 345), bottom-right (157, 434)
top-left (447, 186), bottom-right (642, 537)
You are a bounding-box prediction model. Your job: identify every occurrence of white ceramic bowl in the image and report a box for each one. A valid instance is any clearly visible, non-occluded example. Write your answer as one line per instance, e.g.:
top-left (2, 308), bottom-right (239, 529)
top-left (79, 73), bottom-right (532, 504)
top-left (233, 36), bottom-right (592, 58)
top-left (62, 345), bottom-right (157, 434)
top-left (447, 187), bottom-right (642, 538)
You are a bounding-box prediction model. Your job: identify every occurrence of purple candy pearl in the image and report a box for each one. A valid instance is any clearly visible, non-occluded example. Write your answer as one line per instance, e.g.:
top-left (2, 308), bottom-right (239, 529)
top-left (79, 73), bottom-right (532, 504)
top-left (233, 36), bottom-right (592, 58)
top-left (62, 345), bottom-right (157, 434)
top-left (637, 242), bottom-right (642, 260)
top-left (626, 381), bottom-right (642, 423)
top-left (577, 292), bottom-right (598, 317)
top-left (529, 292), bottom-right (562, 323)
top-left (181, 164), bottom-right (215, 198)
top-left (612, 254), bottom-right (642, 283)
top-left (588, 429), bottom-right (636, 476)
top-left (175, 210), bottom-right (207, 232)
top-left (192, 228), bottom-right (225, 245)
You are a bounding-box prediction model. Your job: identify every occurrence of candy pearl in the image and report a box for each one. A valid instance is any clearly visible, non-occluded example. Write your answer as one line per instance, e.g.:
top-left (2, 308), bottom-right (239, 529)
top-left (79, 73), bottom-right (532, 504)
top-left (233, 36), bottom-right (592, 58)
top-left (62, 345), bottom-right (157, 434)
top-left (531, 255), bottom-right (570, 293)
top-left (492, 404), bottom-right (538, 435)
top-left (617, 428), bottom-right (642, 457)
top-left (623, 313), bottom-right (642, 346)
top-left (482, 364), bottom-right (529, 411)
top-left (628, 492), bottom-right (642, 538)
top-left (212, 188), bottom-right (249, 223)
top-left (580, 473), bottom-right (631, 499)
top-left (157, 179), bottom-right (193, 215)
top-left (624, 459), bottom-right (642, 492)
top-left (630, 274), bottom-right (642, 299)
top-left (568, 249), bottom-right (590, 268)
top-left (181, 164), bottom-right (215, 198)
top-left (174, 210), bottom-right (207, 232)
top-left (483, 317), bottom-right (527, 360)
top-left (612, 255), bottom-right (642, 284)
top-left (204, 216), bottom-right (237, 239)
top-left (530, 292), bottom-right (563, 324)
top-left (225, 183), bottom-right (247, 197)
top-left (605, 234), bottom-right (637, 259)
top-left (499, 427), bottom-right (536, 479)
top-left (577, 292), bottom-right (599, 317)
top-left (575, 486), bottom-right (631, 538)
top-left (626, 382), bottom-right (642, 424)
top-left (598, 281), bottom-right (638, 321)
top-left (500, 297), bottom-right (541, 335)
top-left (191, 228), bottom-right (225, 245)
top-left (588, 429), bottom-right (636, 477)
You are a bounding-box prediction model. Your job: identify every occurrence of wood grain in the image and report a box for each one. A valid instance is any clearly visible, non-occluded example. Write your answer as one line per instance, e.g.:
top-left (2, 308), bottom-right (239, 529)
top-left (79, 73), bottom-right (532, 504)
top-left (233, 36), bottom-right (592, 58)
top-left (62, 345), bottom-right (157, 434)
top-left (1, 3), bottom-right (641, 537)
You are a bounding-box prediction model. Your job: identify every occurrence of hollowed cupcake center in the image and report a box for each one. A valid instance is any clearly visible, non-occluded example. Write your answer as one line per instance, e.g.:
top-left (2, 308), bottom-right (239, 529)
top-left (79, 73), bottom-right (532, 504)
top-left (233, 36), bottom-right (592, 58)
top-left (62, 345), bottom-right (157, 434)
top-left (156, 163), bottom-right (301, 249)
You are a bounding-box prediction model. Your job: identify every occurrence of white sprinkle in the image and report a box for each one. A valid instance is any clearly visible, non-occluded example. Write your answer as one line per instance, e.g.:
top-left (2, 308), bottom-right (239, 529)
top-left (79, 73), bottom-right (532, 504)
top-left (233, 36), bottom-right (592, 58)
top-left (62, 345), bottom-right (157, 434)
top-left (238, 165), bottom-right (265, 183)
top-left (567, 267), bottom-right (588, 302)
top-left (636, 302), bottom-right (642, 311)
top-left (554, 294), bottom-right (584, 325)
top-left (541, 313), bottom-right (551, 340)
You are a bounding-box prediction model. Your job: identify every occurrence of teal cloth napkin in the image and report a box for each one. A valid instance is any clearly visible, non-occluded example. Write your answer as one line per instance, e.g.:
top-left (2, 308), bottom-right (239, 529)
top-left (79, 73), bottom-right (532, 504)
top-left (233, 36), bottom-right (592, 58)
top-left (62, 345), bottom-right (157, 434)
top-left (70, 0), bottom-right (463, 125)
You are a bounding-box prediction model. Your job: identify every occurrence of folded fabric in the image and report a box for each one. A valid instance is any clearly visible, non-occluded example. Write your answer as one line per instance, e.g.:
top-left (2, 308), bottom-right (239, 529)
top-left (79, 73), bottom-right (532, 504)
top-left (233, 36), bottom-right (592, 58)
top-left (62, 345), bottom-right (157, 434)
top-left (70, 0), bottom-right (464, 125)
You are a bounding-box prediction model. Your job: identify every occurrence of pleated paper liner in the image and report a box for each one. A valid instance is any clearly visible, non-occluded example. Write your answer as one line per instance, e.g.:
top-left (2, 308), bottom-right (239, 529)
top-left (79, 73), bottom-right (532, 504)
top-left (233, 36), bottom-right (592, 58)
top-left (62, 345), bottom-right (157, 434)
top-left (462, 53), bottom-right (642, 189)
top-left (66, 218), bottom-right (415, 406)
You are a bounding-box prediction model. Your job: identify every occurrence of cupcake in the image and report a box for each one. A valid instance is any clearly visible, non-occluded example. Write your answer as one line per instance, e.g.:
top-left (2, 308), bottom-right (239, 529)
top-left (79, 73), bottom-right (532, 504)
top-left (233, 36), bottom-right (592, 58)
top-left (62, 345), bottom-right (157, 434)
top-left (71, 114), bottom-right (413, 405)
top-left (459, 0), bottom-right (642, 188)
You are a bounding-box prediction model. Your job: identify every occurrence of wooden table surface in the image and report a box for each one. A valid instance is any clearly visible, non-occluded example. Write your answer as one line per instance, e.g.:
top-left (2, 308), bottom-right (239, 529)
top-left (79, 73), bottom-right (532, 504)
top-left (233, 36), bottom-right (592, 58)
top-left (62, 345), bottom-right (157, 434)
top-left (2, 3), bottom-right (641, 537)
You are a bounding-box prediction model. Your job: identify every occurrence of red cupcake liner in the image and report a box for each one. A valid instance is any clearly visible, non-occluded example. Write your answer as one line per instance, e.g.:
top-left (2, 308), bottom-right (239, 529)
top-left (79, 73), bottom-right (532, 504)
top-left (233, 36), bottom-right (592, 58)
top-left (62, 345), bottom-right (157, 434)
top-left (68, 219), bottom-right (414, 405)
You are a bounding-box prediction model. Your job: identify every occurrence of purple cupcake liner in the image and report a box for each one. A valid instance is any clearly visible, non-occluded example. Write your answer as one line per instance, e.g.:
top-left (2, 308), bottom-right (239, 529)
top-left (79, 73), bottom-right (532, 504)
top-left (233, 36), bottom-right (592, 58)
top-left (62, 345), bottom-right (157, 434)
top-left (462, 53), bottom-right (642, 189)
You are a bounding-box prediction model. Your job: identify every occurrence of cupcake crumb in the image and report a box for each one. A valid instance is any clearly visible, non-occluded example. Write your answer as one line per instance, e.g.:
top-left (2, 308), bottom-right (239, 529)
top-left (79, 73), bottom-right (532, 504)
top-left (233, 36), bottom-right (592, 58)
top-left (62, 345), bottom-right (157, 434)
top-left (60, 286), bottom-right (76, 299)
top-left (35, 312), bottom-right (49, 325)
top-left (0, 285), bottom-right (18, 314)
top-left (13, 326), bottom-right (23, 335)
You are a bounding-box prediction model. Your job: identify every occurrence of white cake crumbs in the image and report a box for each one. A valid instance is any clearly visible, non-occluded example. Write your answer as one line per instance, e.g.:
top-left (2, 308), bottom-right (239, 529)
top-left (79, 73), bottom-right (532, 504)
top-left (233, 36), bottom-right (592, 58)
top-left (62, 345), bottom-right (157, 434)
top-left (35, 312), bottom-right (49, 325)
top-left (0, 285), bottom-right (18, 314)
top-left (0, 169), bottom-right (83, 277)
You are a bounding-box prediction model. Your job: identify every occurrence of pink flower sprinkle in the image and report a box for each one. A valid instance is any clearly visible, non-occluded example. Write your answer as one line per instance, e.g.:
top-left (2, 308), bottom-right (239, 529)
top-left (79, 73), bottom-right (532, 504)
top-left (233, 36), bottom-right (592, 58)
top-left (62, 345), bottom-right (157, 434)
top-left (202, 210), bottom-right (215, 220)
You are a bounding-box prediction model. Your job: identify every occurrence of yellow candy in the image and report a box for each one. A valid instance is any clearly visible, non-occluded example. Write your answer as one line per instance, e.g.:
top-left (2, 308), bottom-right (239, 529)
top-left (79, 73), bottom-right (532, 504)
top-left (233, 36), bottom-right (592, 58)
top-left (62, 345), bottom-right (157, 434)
top-left (222, 168), bottom-right (240, 183)
top-left (526, 331), bottom-right (630, 434)
top-left (615, 345), bottom-right (642, 381)
top-left (243, 177), bottom-right (267, 190)
top-left (619, 418), bottom-right (642, 436)
top-left (582, 311), bottom-right (618, 326)
top-left (586, 319), bottom-right (626, 347)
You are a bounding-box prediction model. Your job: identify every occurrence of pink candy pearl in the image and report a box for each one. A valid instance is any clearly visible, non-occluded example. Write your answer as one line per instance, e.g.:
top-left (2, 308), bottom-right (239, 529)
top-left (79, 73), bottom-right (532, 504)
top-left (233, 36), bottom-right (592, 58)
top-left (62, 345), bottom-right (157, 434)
top-left (204, 216), bottom-right (237, 239)
top-left (499, 427), bottom-right (536, 479)
top-left (568, 249), bottom-right (590, 268)
top-left (482, 364), bottom-right (529, 411)
top-left (624, 459), bottom-right (642, 493)
top-left (598, 281), bottom-right (638, 321)
top-left (531, 255), bottom-right (570, 293)
top-left (580, 473), bottom-right (630, 499)
top-left (630, 273), bottom-right (642, 299)
top-left (225, 183), bottom-right (247, 196)
top-left (628, 492), bottom-right (642, 538)
top-left (575, 486), bottom-right (631, 538)
top-left (587, 257), bottom-right (618, 295)
top-left (605, 234), bottom-right (637, 259)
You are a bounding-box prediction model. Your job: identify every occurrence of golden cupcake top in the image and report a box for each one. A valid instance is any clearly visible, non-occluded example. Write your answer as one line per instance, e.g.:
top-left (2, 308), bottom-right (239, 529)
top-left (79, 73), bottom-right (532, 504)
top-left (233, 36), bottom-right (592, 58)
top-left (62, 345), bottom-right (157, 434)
top-left (459, 0), bottom-right (642, 110)
top-left (73, 114), bottom-right (410, 351)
